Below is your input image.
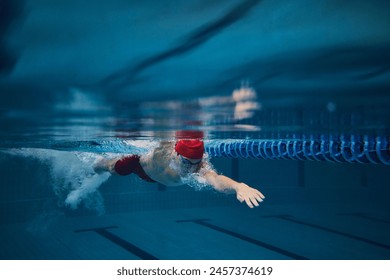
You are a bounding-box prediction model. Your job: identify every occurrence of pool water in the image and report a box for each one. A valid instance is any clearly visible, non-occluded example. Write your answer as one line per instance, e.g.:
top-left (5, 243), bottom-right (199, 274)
top-left (0, 0), bottom-right (389, 260)
top-left (0, 97), bottom-right (389, 259)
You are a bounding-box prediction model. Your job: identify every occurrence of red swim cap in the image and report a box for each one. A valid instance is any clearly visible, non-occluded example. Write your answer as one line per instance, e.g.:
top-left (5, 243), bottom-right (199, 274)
top-left (174, 131), bottom-right (204, 159)
top-left (175, 139), bottom-right (205, 159)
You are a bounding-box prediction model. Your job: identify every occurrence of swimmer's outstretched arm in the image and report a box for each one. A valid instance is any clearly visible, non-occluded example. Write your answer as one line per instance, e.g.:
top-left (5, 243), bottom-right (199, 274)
top-left (204, 170), bottom-right (265, 208)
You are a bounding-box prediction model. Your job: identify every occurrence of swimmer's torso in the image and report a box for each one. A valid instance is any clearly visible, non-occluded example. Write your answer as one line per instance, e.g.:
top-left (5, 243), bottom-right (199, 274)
top-left (140, 141), bottom-right (184, 186)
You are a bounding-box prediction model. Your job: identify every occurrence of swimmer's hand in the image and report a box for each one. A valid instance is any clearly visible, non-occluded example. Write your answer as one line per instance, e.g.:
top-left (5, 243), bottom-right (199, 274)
top-left (203, 170), bottom-right (265, 208)
top-left (236, 183), bottom-right (265, 208)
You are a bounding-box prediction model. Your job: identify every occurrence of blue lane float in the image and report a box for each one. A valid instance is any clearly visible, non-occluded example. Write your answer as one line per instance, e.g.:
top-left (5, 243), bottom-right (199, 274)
top-left (48, 135), bottom-right (389, 165)
top-left (205, 135), bottom-right (390, 165)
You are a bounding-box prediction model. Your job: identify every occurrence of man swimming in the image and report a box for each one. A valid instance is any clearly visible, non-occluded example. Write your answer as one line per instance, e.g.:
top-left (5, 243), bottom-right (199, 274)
top-left (94, 133), bottom-right (265, 208)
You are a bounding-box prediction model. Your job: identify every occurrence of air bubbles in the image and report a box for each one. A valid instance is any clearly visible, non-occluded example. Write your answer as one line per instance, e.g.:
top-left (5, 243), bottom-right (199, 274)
top-left (326, 102), bottom-right (337, 112)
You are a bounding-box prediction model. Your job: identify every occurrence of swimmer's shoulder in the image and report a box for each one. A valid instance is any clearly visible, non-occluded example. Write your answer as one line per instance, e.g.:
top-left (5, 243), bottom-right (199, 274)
top-left (152, 141), bottom-right (174, 155)
top-left (142, 141), bottom-right (174, 164)
top-left (158, 141), bottom-right (175, 149)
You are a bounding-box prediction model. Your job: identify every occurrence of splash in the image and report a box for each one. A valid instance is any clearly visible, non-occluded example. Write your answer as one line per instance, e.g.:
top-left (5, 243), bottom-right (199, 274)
top-left (4, 148), bottom-right (112, 214)
top-left (181, 172), bottom-right (211, 191)
top-left (169, 153), bottom-right (215, 191)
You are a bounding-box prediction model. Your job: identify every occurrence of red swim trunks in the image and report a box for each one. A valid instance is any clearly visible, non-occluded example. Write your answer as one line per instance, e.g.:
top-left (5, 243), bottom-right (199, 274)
top-left (114, 155), bottom-right (156, 183)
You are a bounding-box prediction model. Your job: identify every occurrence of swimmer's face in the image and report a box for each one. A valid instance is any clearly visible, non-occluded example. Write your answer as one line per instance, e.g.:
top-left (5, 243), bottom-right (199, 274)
top-left (177, 154), bottom-right (202, 172)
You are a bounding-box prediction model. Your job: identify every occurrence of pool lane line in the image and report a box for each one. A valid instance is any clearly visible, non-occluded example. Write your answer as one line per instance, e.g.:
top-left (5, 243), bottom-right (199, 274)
top-left (176, 218), bottom-right (308, 260)
top-left (337, 212), bottom-right (390, 225)
top-left (265, 215), bottom-right (390, 250)
top-left (75, 226), bottom-right (158, 260)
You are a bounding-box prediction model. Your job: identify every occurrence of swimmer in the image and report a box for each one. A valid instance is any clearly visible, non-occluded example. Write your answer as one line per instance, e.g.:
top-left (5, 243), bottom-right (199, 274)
top-left (94, 132), bottom-right (265, 208)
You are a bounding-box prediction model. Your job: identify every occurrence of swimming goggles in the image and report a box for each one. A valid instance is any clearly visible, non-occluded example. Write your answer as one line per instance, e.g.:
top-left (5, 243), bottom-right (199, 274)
top-left (179, 155), bottom-right (202, 165)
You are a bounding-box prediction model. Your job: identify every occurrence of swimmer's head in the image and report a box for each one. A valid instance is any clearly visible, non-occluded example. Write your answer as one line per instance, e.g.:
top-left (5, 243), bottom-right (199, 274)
top-left (175, 139), bottom-right (204, 160)
top-left (175, 130), bottom-right (204, 160)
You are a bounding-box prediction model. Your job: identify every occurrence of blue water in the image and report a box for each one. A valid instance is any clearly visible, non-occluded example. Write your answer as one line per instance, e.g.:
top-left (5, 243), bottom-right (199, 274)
top-left (0, 0), bottom-right (389, 260)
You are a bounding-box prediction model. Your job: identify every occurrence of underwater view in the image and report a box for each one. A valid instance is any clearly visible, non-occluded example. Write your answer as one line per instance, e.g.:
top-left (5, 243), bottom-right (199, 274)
top-left (0, 0), bottom-right (389, 260)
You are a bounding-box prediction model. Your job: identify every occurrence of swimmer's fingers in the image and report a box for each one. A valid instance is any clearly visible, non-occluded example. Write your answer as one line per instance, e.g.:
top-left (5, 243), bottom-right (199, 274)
top-left (236, 183), bottom-right (265, 208)
top-left (257, 190), bottom-right (265, 200)
top-left (254, 191), bottom-right (264, 203)
top-left (249, 196), bottom-right (259, 208)
top-left (237, 193), bottom-right (253, 208)
top-left (244, 188), bottom-right (264, 207)
top-left (245, 197), bottom-right (255, 208)
top-left (248, 189), bottom-right (265, 207)
top-left (243, 192), bottom-right (261, 208)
